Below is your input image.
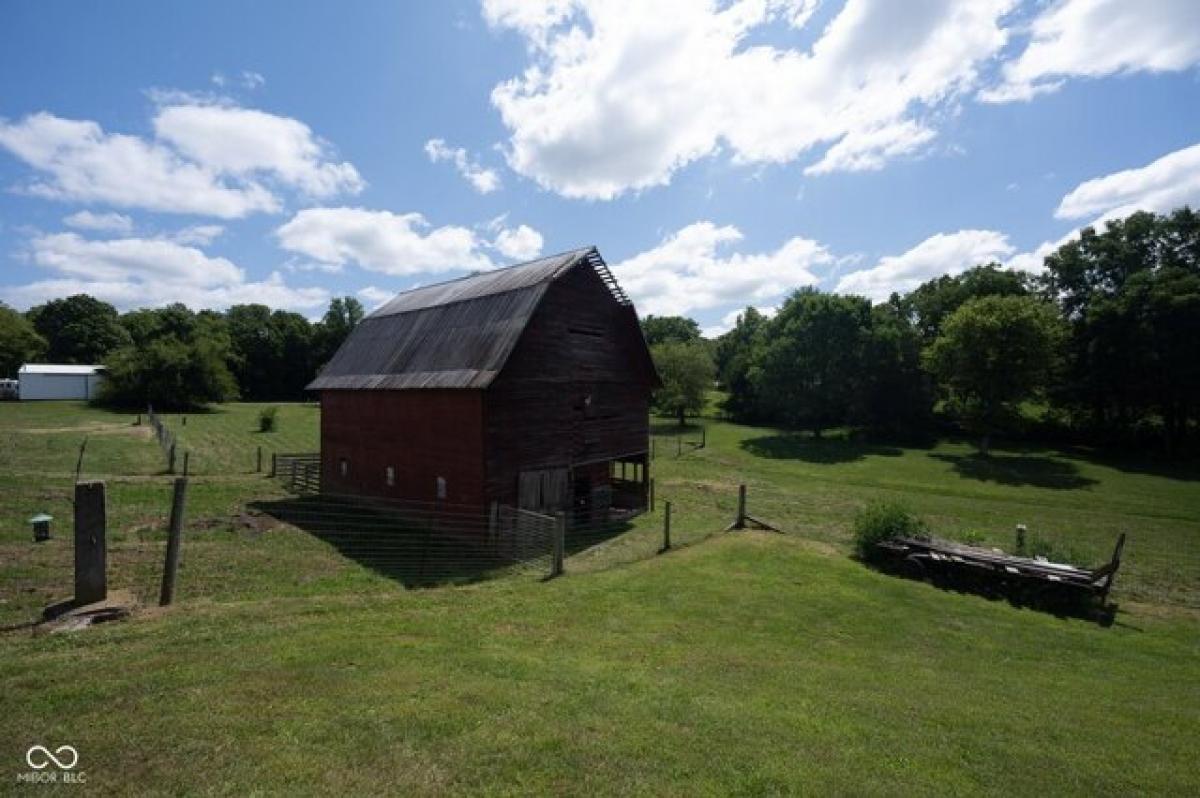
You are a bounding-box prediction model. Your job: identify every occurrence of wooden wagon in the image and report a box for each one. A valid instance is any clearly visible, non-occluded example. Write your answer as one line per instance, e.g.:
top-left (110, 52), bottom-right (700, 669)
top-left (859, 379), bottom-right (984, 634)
top-left (877, 533), bottom-right (1126, 603)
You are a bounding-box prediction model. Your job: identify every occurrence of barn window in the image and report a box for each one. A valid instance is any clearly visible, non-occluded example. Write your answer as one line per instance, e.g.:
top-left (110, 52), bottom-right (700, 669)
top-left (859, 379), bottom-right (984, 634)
top-left (339, 458), bottom-right (348, 478)
top-left (385, 466), bottom-right (395, 486)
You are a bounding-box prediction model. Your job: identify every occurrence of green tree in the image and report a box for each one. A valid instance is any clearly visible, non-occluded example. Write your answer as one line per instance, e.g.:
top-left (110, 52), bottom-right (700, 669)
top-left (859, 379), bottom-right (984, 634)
top-left (903, 263), bottom-right (1030, 345)
top-left (1041, 208), bottom-right (1200, 453)
top-left (923, 295), bottom-right (1065, 455)
top-left (27, 294), bottom-right (130, 363)
top-left (750, 289), bottom-right (872, 437)
top-left (0, 303), bottom-right (47, 377)
top-left (651, 340), bottom-right (715, 426)
top-left (640, 315), bottom-right (702, 346)
top-left (715, 306), bottom-right (768, 421)
top-left (313, 296), bottom-right (365, 367)
top-left (856, 303), bottom-right (933, 436)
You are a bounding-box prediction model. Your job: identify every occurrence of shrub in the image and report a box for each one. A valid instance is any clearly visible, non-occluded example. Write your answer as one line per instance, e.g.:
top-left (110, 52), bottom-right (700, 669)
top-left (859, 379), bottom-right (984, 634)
top-left (853, 501), bottom-right (929, 561)
top-left (259, 406), bottom-right (279, 433)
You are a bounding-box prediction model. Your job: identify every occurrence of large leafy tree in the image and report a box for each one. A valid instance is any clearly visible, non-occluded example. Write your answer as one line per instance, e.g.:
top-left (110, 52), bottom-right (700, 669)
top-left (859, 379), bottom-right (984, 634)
top-left (750, 289), bottom-right (872, 437)
top-left (99, 304), bottom-right (237, 409)
top-left (0, 303), bottom-right (48, 377)
top-left (856, 302), bottom-right (932, 435)
top-left (1040, 208), bottom-right (1200, 453)
top-left (923, 295), bottom-right (1065, 455)
top-left (27, 294), bottom-right (130, 364)
top-left (714, 306), bottom-right (768, 420)
top-left (650, 340), bottom-right (715, 426)
top-left (640, 315), bottom-right (702, 346)
top-left (313, 296), bottom-right (365, 368)
top-left (903, 263), bottom-right (1030, 345)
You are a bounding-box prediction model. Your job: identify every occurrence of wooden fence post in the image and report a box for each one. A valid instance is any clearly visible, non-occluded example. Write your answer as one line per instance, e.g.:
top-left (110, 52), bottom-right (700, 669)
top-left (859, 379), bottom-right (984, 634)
top-left (74, 480), bottom-right (107, 605)
top-left (270, 452), bottom-right (277, 478)
top-left (661, 501), bottom-right (672, 552)
top-left (168, 442), bottom-right (176, 475)
top-left (256, 446), bottom-right (263, 473)
top-left (160, 477), bottom-right (188, 606)
top-left (1016, 523), bottom-right (1027, 555)
top-left (551, 512), bottom-right (565, 578)
top-left (649, 477), bottom-right (655, 512)
top-left (700, 426), bottom-right (706, 449)
top-left (182, 451), bottom-right (189, 477)
top-left (725, 484), bottom-right (747, 531)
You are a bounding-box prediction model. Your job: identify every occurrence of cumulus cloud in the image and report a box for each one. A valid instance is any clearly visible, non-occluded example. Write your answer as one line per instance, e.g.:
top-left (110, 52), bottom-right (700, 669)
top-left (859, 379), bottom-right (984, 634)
top-left (169, 224), bottom-right (225, 246)
top-left (62, 210), bottom-right (133, 234)
top-left (1055, 141), bottom-right (1200, 223)
top-left (154, 104), bottom-right (363, 198)
top-left (835, 229), bottom-right (1015, 301)
top-left (491, 223), bottom-right (544, 260)
top-left (1, 232), bottom-right (326, 311)
top-left (275, 207), bottom-right (493, 275)
top-left (357, 285), bottom-right (396, 309)
top-left (981, 0), bottom-right (1200, 103)
top-left (0, 101), bottom-right (361, 218)
top-left (612, 221), bottom-right (830, 316)
top-left (486, 0), bottom-right (1012, 199)
top-left (424, 138), bottom-right (501, 193)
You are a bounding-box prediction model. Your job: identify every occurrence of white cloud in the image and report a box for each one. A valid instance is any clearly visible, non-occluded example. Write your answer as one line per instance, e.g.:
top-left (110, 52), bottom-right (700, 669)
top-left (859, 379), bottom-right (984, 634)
top-left (981, 0), bottom-right (1200, 103)
top-left (0, 112), bottom-right (279, 218)
top-left (1, 232), bottom-right (326, 311)
top-left (0, 101), bottom-right (361, 218)
top-left (835, 229), bottom-right (1015, 301)
top-left (169, 224), bottom-right (225, 246)
top-left (486, 0), bottom-right (1012, 199)
top-left (154, 104), bottom-right (363, 198)
top-left (701, 303), bottom-right (779, 338)
top-left (275, 207), bottom-right (493, 275)
top-left (491, 224), bottom-right (544, 260)
top-left (1055, 141), bottom-right (1200, 223)
top-left (357, 285), bottom-right (395, 309)
top-left (612, 221), bottom-right (830, 316)
top-left (424, 138), bottom-right (501, 193)
top-left (241, 71), bottom-right (266, 90)
top-left (62, 210), bottom-right (133, 234)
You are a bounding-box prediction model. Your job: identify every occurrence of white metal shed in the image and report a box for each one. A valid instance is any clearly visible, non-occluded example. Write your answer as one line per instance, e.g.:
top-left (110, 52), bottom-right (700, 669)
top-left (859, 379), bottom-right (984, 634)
top-left (18, 364), bottom-right (106, 401)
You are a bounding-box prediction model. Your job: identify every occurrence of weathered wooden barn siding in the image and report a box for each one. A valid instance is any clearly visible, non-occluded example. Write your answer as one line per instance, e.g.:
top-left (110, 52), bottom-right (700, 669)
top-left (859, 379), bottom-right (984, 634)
top-left (320, 389), bottom-right (486, 506)
top-left (483, 265), bottom-right (651, 505)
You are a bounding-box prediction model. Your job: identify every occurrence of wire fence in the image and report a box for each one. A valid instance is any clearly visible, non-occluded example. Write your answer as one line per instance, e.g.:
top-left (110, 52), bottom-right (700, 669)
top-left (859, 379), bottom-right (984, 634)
top-left (650, 423), bottom-right (706, 460)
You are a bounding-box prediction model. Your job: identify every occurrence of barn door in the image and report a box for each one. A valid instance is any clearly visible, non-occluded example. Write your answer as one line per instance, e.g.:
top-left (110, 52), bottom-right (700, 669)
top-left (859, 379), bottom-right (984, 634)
top-left (518, 468), bottom-right (569, 513)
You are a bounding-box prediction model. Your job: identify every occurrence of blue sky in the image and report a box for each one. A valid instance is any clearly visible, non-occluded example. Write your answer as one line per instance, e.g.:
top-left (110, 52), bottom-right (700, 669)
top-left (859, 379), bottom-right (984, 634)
top-left (2, 0), bottom-right (1199, 335)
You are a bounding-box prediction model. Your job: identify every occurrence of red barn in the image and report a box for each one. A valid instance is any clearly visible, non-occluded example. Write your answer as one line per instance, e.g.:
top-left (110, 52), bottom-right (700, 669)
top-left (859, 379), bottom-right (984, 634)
top-left (307, 247), bottom-right (660, 522)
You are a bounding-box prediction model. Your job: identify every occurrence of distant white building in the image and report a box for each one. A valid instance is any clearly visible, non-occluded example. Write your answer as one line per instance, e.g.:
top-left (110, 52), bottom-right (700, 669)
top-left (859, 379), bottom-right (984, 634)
top-left (18, 364), bottom-right (106, 401)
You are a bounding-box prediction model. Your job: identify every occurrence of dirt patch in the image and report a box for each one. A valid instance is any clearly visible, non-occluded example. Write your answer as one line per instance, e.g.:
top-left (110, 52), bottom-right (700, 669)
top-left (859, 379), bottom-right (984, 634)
top-left (20, 422), bottom-right (153, 440)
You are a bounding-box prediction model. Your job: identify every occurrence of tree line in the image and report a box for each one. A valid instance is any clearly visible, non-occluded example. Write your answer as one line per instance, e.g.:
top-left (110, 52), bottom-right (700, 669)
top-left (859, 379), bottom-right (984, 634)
top-left (644, 208), bottom-right (1200, 457)
top-left (0, 294), bottom-right (366, 409)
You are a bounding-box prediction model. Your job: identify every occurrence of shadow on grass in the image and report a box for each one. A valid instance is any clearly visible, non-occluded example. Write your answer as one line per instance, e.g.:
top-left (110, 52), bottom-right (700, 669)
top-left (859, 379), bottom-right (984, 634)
top-left (740, 433), bottom-right (904, 464)
top-left (930, 452), bottom-right (1098, 490)
top-left (249, 495), bottom-right (631, 588)
top-left (867, 555), bottom-right (1117, 626)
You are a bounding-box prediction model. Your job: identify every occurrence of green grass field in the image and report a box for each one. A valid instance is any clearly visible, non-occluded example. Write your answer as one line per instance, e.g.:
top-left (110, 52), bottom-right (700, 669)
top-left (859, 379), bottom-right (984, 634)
top-left (2, 401), bottom-right (1198, 795)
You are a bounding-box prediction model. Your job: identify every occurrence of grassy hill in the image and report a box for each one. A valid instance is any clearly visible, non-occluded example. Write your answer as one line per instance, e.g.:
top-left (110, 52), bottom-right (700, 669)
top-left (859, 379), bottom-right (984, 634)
top-left (1, 401), bottom-right (1198, 794)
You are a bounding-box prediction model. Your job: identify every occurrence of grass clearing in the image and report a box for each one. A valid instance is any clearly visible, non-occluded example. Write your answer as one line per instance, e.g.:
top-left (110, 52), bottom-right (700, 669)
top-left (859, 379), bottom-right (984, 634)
top-left (2, 401), bottom-right (1198, 794)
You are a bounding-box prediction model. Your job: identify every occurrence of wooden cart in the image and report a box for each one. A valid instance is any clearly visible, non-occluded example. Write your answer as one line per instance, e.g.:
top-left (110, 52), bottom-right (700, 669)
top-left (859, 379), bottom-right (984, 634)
top-left (877, 533), bottom-right (1126, 603)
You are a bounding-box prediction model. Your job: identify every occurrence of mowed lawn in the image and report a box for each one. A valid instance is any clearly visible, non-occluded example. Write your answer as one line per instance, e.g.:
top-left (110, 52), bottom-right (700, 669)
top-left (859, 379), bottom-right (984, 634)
top-left (2, 401), bottom-right (1199, 794)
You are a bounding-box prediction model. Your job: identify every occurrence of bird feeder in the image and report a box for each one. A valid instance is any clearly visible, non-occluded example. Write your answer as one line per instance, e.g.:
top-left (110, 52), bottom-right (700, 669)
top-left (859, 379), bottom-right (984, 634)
top-left (30, 513), bottom-right (52, 542)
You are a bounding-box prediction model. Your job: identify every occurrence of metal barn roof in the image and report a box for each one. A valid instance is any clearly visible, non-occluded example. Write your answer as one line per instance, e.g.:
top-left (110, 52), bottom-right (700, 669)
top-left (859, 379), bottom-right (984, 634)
top-left (19, 364), bottom-right (105, 375)
top-left (307, 247), bottom-right (633, 391)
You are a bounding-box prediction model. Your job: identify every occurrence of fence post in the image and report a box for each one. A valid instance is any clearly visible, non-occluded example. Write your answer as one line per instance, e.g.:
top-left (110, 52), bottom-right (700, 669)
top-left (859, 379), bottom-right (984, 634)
top-left (649, 477), bottom-right (655, 512)
top-left (135, 413), bottom-right (141, 426)
top-left (1016, 523), bottom-right (1027, 555)
top-left (256, 446), bottom-right (263, 473)
top-left (728, 484), bottom-right (746, 530)
top-left (167, 442), bottom-right (176, 475)
top-left (159, 477), bottom-right (188, 606)
top-left (701, 426), bottom-right (706, 449)
top-left (270, 452), bottom-right (277, 478)
top-left (551, 512), bottom-right (565, 578)
top-left (74, 480), bottom-right (107, 605)
top-left (651, 437), bottom-right (656, 460)
top-left (182, 451), bottom-right (189, 477)
top-left (661, 501), bottom-right (672, 552)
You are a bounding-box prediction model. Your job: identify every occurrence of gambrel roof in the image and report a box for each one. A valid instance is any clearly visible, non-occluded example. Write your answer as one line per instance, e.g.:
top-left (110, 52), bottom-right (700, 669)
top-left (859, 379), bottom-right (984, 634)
top-left (307, 247), bottom-right (646, 391)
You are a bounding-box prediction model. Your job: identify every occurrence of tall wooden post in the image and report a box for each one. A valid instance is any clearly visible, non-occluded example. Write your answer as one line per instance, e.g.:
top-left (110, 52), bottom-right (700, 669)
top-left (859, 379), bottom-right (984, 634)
top-left (734, 484), bottom-right (747, 530)
top-left (661, 501), bottom-right (672, 552)
top-left (701, 426), bottom-right (706, 449)
top-left (74, 481), bottom-right (107, 605)
top-left (160, 478), bottom-right (188, 606)
top-left (256, 446), bottom-right (263, 473)
top-left (649, 478), bottom-right (656, 512)
top-left (167, 442), bottom-right (176, 474)
top-left (270, 452), bottom-right (277, 478)
top-left (551, 512), bottom-right (565, 578)
top-left (182, 451), bottom-right (189, 477)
